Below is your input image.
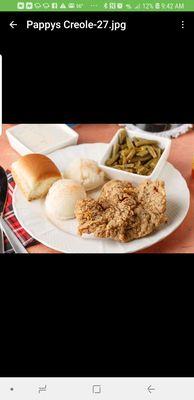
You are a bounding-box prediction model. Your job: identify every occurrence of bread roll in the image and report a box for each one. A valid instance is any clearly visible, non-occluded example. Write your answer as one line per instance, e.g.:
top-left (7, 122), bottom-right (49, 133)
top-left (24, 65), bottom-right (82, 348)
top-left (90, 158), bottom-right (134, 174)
top-left (12, 154), bottom-right (61, 201)
top-left (65, 158), bottom-right (105, 191)
top-left (45, 179), bottom-right (86, 221)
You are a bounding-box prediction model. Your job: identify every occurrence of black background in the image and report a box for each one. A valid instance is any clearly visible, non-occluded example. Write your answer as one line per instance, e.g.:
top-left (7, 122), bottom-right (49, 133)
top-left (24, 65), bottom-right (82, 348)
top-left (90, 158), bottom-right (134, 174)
top-left (0, 12), bottom-right (194, 378)
top-left (1, 255), bottom-right (193, 377)
top-left (0, 12), bottom-right (193, 122)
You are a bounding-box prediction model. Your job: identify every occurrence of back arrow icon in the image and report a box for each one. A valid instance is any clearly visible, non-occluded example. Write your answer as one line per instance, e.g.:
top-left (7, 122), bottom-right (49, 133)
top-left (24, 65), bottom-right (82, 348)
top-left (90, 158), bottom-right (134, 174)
top-left (10, 21), bottom-right (17, 29)
top-left (147, 385), bottom-right (155, 394)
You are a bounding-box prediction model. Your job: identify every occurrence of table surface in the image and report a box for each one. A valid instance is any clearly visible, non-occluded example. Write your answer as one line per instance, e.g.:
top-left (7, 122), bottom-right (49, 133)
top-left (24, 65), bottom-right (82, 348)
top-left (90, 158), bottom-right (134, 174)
top-left (1, 124), bottom-right (194, 253)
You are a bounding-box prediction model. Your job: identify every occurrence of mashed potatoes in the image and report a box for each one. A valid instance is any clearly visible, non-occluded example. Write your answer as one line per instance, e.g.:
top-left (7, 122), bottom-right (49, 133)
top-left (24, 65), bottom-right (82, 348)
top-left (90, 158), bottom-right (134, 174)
top-left (65, 159), bottom-right (104, 191)
top-left (45, 179), bottom-right (86, 221)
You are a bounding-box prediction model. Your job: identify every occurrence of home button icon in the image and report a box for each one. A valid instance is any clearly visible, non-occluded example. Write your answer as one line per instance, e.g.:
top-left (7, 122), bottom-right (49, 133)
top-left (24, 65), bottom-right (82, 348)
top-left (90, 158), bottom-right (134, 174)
top-left (92, 385), bottom-right (102, 394)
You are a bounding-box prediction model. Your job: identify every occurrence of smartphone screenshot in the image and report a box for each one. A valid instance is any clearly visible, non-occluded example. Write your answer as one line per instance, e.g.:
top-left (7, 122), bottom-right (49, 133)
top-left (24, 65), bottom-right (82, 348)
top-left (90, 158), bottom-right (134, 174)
top-left (0, 0), bottom-right (194, 398)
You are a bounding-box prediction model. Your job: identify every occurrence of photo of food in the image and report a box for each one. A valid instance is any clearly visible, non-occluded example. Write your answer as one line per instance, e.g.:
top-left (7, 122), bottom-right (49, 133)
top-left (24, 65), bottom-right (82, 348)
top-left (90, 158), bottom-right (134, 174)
top-left (0, 123), bottom-right (193, 253)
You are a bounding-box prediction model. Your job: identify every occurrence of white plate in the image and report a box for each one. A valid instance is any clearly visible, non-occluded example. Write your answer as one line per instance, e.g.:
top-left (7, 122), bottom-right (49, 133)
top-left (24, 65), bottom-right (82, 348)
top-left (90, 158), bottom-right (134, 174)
top-left (13, 143), bottom-right (190, 254)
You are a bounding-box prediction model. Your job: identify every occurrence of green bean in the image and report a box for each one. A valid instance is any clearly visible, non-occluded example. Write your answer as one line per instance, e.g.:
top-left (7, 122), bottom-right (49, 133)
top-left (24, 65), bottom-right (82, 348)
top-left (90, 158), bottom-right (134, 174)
top-left (149, 158), bottom-right (159, 168)
top-left (147, 145), bottom-right (157, 158)
top-left (112, 143), bottom-right (120, 158)
top-left (136, 166), bottom-right (147, 175)
top-left (113, 165), bottom-right (125, 170)
top-left (119, 129), bottom-right (127, 144)
top-left (125, 163), bottom-right (135, 168)
top-left (105, 134), bottom-right (162, 175)
top-left (105, 153), bottom-right (119, 166)
top-left (134, 160), bottom-right (141, 168)
top-left (141, 156), bottom-right (152, 163)
top-left (144, 158), bottom-right (153, 167)
top-left (126, 137), bottom-right (134, 149)
top-left (121, 148), bottom-right (130, 157)
top-left (126, 148), bottom-right (136, 161)
top-left (154, 146), bottom-right (162, 158)
top-left (133, 137), bottom-right (142, 147)
top-left (134, 139), bottom-right (158, 147)
top-left (136, 148), bottom-right (149, 157)
top-left (120, 144), bottom-right (128, 150)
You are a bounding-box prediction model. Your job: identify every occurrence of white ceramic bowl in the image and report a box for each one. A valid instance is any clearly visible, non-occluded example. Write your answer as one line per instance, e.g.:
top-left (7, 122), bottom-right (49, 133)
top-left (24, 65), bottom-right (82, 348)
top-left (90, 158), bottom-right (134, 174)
top-left (6, 124), bottom-right (78, 156)
top-left (99, 128), bottom-right (171, 185)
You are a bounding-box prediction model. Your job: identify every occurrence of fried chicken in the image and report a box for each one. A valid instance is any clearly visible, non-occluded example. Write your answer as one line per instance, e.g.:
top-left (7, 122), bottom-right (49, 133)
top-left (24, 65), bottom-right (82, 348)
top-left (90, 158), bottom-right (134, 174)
top-left (75, 180), bottom-right (167, 243)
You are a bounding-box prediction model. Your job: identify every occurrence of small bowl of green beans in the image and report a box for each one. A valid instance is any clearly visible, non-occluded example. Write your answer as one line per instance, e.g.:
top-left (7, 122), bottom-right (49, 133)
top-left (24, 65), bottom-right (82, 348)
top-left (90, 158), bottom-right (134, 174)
top-left (99, 128), bottom-right (171, 185)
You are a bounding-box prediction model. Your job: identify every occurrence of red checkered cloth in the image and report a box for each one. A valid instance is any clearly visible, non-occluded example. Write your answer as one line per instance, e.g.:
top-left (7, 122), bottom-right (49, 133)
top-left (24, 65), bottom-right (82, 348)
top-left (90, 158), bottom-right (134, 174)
top-left (3, 170), bottom-right (37, 253)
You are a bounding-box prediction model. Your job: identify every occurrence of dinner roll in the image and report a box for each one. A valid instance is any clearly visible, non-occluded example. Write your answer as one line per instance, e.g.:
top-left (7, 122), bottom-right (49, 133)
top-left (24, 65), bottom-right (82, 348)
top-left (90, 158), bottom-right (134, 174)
top-left (65, 158), bottom-right (105, 191)
top-left (12, 154), bottom-right (61, 201)
top-left (45, 179), bottom-right (86, 221)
